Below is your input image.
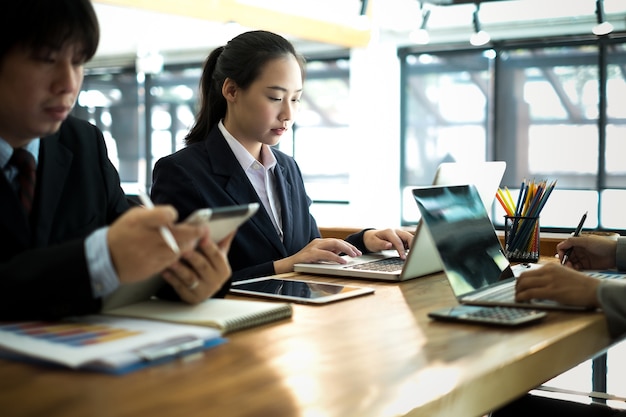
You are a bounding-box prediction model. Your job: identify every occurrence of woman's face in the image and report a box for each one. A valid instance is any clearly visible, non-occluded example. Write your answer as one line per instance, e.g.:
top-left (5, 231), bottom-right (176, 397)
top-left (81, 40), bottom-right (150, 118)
top-left (224, 55), bottom-right (302, 153)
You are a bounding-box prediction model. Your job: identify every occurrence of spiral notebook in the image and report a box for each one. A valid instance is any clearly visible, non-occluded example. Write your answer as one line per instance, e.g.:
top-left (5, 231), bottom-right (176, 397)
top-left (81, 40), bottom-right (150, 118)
top-left (104, 298), bottom-right (293, 334)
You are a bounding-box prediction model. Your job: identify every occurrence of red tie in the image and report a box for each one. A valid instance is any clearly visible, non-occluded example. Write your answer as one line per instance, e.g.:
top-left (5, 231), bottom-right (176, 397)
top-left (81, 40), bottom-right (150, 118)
top-left (9, 148), bottom-right (37, 215)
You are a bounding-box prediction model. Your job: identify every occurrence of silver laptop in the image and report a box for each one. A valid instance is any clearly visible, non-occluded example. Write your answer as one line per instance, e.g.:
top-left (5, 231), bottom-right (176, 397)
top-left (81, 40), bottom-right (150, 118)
top-left (293, 161), bottom-right (506, 282)
top-left (411, 184), bottom-right (599, 310)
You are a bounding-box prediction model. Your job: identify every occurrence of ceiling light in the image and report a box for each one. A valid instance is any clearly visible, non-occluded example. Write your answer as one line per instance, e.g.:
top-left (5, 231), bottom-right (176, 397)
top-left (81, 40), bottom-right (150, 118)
top-left (470, 3), bottom-right (490, 47)
top-left (592, 0), bottom-right (614, 36)
top-left (410, 2), bottom-right (431, 45)
top-left (359, 0), bottom-right (368, 15)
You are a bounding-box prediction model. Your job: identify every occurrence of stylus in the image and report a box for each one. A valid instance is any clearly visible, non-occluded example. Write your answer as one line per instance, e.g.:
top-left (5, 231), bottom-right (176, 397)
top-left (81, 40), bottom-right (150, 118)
top-left (138, 190), bottom-right (181, 255)
top-left (561, 211), bottom-right (587, 265)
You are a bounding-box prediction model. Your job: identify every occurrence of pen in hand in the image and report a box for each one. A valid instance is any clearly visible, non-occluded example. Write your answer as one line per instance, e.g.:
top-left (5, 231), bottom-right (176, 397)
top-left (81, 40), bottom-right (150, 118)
top-left (137, 190), bottom-right (181, 256)
top-left (561, 211), bottom-right (587, 265)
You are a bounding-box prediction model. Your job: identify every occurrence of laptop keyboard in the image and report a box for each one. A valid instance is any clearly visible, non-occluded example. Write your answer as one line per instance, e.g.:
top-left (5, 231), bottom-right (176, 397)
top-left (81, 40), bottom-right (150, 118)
top-left (347, 257), bottom-right (405, 272)
top-left (465, 281), bottom-right (515, 302)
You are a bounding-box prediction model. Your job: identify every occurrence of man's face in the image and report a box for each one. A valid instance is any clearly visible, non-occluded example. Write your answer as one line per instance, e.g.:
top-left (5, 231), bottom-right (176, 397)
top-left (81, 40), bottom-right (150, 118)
top-left (0, 44), bottom-right (85, 147)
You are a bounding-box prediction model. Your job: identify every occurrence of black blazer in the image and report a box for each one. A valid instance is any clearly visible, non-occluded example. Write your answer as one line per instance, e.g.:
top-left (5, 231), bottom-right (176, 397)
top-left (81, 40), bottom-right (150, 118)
top-left (0, 116), bottom-right (130, 320)
top-left (151, 125), bottom-right (367, 282)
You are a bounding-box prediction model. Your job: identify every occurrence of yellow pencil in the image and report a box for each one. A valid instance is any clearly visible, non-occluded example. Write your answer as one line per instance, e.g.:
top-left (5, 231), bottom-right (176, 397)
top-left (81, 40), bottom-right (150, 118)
top-left (504, 187), bottom-right (516, 213)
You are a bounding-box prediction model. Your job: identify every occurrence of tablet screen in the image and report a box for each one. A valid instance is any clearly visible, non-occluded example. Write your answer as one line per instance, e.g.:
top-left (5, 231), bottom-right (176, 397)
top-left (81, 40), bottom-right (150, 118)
top-left (230, 278), bottom-right (374, 304)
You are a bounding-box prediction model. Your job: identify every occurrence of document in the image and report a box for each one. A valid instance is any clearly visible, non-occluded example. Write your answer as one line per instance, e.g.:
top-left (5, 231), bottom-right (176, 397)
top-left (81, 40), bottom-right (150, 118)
top-left (104, 298), bottom-right (293, 334)
top-left (0, 315), bottom-right (225, 374)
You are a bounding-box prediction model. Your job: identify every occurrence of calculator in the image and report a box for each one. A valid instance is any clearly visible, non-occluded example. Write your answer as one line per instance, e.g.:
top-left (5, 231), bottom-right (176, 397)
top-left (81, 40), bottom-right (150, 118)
top-left (428, 305), bottom-right (547, 327)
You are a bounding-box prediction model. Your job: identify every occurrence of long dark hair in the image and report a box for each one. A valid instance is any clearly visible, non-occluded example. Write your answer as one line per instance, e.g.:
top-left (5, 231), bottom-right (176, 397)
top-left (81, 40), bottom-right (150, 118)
top-left (0, 0), bottom-right (99, 64)
top-left (185, 30), bottom-right (306, 145)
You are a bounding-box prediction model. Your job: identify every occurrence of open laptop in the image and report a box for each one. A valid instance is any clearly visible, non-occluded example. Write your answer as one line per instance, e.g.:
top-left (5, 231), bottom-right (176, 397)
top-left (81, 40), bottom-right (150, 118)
top-left (293, 161), bottom-right (506, 282)
top-left (411, 184), bottom-right (598, 311)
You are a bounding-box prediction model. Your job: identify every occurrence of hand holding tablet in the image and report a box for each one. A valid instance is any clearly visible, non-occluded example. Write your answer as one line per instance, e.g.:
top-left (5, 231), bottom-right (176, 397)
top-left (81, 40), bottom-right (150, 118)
top-left (185, 203), bottom-right (259, 243)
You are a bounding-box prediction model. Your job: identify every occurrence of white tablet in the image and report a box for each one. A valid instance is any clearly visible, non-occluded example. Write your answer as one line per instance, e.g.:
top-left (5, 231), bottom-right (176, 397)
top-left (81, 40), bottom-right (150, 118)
top-left (229, 277), bottom-right (374, 304)
top-left (184, 203), bottom-right (259, 242)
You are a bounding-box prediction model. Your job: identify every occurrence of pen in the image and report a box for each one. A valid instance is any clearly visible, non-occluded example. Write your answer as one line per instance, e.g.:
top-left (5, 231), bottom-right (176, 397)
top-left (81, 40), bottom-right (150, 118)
top-left (137, 190), bottom-right (180, 255)
top-left (561, 211), bottom-right (587, 265)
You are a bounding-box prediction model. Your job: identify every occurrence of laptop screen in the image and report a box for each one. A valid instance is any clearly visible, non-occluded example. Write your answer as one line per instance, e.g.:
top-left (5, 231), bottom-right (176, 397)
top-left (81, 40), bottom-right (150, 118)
top-left (412, 184), bottom-right (514, 297)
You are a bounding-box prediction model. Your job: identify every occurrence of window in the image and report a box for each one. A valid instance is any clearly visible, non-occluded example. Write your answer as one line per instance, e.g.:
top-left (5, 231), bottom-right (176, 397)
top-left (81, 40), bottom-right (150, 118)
top-left (75, 57), bottom-right (351, 200)
top-left (74, 70), bottom-right (141, 193)
top-left (400, 50), bottom-right (493, 224)
top-left (399, 36), bottom-right (626, 232)
top-left (283, 58), bottom-right (352, 202)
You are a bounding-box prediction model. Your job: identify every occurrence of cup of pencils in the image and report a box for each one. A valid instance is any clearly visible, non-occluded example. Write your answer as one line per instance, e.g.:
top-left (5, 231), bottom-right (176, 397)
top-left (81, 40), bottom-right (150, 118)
top-left (504, 215), bottom-right (540, 262)
top-left (497, 179), bottom-right (557, 263)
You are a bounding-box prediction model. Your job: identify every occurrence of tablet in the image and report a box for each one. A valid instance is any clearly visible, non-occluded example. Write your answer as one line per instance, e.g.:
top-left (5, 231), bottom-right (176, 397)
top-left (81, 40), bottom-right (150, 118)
top-left (229, 277), bottom-right (374, 304)
top-left (184, 202), bottom-right (259, 242)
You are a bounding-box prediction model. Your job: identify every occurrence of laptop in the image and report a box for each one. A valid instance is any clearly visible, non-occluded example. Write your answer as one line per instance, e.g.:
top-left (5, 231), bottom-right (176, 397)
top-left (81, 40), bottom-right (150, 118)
top-left (411, 184), bottom-right (605, 311)
top-left (293, 161), bottom-right (506, 282)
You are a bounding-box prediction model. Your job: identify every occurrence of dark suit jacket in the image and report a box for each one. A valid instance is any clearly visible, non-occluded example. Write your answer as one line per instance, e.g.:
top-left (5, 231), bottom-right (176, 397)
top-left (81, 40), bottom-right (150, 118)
top-left (151, 125), bottom-right (367, 282)
top-left (0, 116), bottom-right (130, 320)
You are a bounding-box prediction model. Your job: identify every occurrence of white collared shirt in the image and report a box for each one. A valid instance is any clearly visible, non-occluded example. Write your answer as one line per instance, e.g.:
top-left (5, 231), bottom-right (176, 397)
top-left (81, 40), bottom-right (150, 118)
top-left (219, 121), bottom-right (283, 240)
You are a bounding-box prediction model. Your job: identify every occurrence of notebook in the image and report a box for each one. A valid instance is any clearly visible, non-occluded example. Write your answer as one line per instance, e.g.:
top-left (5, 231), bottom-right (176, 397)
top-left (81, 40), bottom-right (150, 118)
top-left (102, 274), bottom-right (292, 334)
top-left (104, 298), bottom-right (293, 334)
top-left (411, 184), bottom-right (605, 311)
top-left (293, 161), bottom-right (506, 281)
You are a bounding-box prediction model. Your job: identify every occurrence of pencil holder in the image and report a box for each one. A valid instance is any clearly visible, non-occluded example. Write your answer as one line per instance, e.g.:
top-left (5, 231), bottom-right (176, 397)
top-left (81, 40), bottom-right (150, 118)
top-left (504, 215), bottom-right (540, 263)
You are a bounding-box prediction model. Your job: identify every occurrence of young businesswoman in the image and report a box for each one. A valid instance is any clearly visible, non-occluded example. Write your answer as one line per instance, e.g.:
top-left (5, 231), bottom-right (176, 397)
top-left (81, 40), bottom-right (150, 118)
top-left (151, 30), bottom-right (414, 281)
top-left (0, 0), bottom-right (233, 320)
top-left (491, 234), bottom-right (626, 416)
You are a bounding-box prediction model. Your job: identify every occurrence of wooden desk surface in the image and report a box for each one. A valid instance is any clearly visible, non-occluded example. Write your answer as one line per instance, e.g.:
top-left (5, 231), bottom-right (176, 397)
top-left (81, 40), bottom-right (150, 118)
top-left (1, 270), bottom-right (612, 417)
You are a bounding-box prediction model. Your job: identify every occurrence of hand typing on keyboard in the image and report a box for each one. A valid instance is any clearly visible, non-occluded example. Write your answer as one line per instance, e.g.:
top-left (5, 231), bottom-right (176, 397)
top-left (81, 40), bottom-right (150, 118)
top-left (274, 238), bottom-right (363, 274)
top-left (362, 228), bottom-right (414, 260)
top-left (515, 262), bottom-right (602, 308)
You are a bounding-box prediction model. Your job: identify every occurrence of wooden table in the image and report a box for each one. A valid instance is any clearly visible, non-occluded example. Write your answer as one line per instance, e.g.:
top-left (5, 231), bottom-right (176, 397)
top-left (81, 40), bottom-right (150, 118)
top-left (0, 271), bottom-right (613, 417)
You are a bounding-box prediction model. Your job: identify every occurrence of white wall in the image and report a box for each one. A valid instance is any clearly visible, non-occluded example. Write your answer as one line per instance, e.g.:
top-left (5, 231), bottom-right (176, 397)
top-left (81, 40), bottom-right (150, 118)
top-left (309, 41), bottom-right (403, 229)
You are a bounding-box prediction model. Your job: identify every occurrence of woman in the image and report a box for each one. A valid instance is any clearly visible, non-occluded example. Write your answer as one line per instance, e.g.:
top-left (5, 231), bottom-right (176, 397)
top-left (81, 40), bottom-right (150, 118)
top-left (151, 30), bottom-right (413, 281)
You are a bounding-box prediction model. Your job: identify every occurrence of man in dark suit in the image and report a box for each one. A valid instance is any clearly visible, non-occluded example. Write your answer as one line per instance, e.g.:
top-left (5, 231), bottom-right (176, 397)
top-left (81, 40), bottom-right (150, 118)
top-left (0, 0), bottom-right (233, 320)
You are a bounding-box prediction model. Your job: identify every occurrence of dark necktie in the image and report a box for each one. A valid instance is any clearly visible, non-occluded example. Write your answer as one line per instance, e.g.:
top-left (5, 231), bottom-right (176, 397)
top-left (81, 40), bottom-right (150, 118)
top-left (9, 148), bottom-right (37, 215)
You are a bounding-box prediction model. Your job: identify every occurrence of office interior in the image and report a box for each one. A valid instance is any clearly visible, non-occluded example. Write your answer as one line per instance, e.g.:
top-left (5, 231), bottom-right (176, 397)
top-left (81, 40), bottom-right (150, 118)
top-left (78, 0), bottom-right (626, 405)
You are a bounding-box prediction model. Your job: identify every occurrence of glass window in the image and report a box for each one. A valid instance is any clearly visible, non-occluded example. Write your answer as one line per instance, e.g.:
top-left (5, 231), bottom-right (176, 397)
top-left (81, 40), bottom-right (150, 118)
top-left (496, 45), bottom-right (601, 230)
top-left (73, 70), bottom-right (141, 193)
top-left (76, 58), bottom-right (350, 199)
top-left (400, 39), bottom-right (626, 233)
top-left (400, 50), bottom-right (493, 223)
top-left (145, 66), bottom-right (203, 185)
top-left (289, 58), bottom-right (351, 202)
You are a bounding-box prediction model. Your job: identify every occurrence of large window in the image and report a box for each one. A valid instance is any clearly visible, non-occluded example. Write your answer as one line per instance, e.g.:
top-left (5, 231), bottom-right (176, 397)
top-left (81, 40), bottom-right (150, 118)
top-left (75, 57), bottom-right (350, 201)
top-left (400, 36), bottom-right (626, 233)
top-left (400, 50), bottom-right (493, 223)
top-left (73, 69), bottom-right (141, 193)
top-left (278, 58), bottom-right (351, 203)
